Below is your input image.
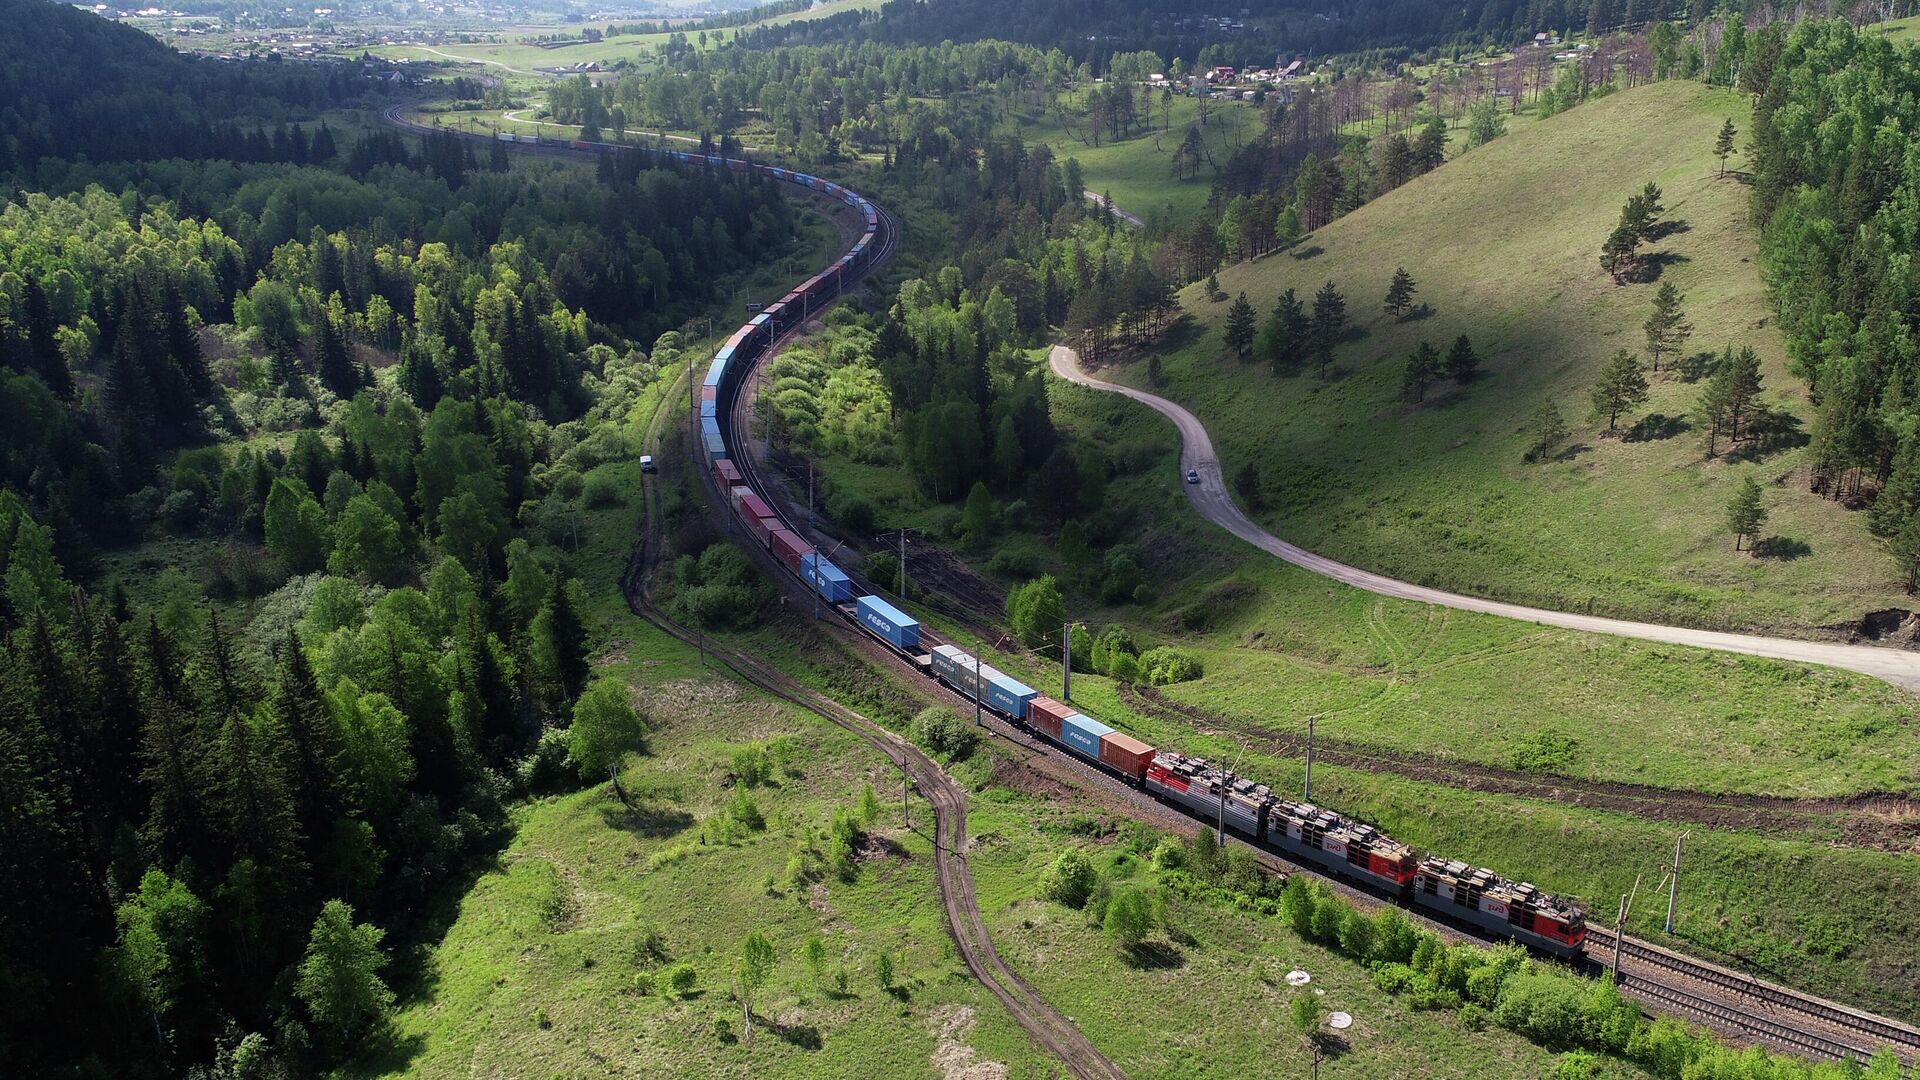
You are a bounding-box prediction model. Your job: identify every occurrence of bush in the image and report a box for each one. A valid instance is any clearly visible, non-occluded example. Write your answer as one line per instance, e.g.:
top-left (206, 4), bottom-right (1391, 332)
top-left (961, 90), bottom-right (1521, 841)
top-left (1039, 850), bottom-right (1097, 909)
top-left (731, 743), bottom-right (772, 787)
top-left (1459, 1003), bottom-right (1490, 1032)
top-left (828, 491), bottom-right (876, 535)
top-left (1088, 625), bottom-right (1139, 675)
top-left (655, 962), bottom-right (698, 999)
top-left (1139, 647), bottom-right (1203, 686)
top-left (582, 471), bottom-right (623, 508)
top-left (517, 726), bottom-right (574, 793)
top-left (1494, 972), bottom-right (1589, 1049)
top-left (1149, 838), bottom-right (1187, 871)
top-left (911, 708), bottom-right (980, 761)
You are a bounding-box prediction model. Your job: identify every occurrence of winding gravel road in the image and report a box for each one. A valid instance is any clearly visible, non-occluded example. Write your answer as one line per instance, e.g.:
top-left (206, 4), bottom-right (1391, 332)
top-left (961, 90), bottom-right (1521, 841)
top-left (1049, 344), bottom-right (1920, 691)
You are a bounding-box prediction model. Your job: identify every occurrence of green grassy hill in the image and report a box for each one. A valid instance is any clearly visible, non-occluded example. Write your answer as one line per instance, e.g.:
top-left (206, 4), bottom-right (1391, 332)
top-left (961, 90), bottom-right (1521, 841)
top-left (1111, 80), bottom-right (1909, 633)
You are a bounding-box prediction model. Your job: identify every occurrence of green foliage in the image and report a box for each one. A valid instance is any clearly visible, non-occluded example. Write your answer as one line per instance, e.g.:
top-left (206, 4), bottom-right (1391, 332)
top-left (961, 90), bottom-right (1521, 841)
top-left (1589, 349), bottom-right (1649, 432)
top-left (295, 900), bottom-right (394, 1052)
top-left (567, 678), bottom-right (649, 781)
top-left (1005, 574), bottom-right (1065, 652)
top-left (655, 962), bottom-right (698, 999)
top-left (671, 544), bottom-right (773, 630)
top-left (1137, 646), bottom-right (1202, 686)
top-left (730, 743), bottom-right (772, 787)
top-left (910, 707), bottom-right (980, 762)
top-left (1101, 885), bottom-right (1157, 951)
top-left (1039, 849), bottom-right (1098, 909)
top-left (1726, 475), bottom-right (1767, 552)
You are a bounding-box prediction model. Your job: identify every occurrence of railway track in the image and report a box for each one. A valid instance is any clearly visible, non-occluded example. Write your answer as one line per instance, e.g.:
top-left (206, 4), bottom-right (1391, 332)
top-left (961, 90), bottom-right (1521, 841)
top-left (1586, 925), bottom-right (1920, 1066)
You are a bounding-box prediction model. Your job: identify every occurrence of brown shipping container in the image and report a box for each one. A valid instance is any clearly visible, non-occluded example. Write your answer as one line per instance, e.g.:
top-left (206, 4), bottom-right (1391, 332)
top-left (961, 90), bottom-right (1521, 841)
top-left (1099, 731), bottom-right (1155, 780)
top-left (712, 460), bottom-right (742, 490)
top-left (770, 528), bottom-right (812, 572)
top-left (1028, 697), bottom-right (1073, 741)
top-left (748, 513), bottom-right (774, 546)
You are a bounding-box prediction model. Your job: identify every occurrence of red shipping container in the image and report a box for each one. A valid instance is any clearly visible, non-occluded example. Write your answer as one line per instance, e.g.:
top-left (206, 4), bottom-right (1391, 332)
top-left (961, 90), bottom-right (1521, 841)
top-left (770, 528), bottom-right (813, 572)
top-left (748, 513), bottom-right (774, 546)
top-left (733, 488), bottom-right (774, 522)
top-left (1028, 697), bottom-right (1073, 741)
top-left (1098, 731), bottom-right (1155, 781)
top-left (700, 384), bottom-right (718, 404)
top-left (712, 460), bottom-right (742, 490)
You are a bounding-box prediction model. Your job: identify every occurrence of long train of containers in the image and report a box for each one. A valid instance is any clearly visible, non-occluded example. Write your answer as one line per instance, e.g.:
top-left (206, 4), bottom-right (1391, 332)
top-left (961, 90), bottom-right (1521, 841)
top-left (597, 129), bottom-right (1592, 961)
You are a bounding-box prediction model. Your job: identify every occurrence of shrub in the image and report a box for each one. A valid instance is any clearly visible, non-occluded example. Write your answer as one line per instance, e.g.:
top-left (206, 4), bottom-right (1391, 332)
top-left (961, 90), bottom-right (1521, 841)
top-left (1150, 839), bottom-right (1187, 871)
top-left (731, 743), bottom-right (772, 787)
top-left (1102, 886), bottom-right (1157, 951)
top-left (828, 491), bottom-right (876, 535)
top-left (1039, 850), bottom-right (1097, 909)
top-left (1335, 907), bottom-right (1375, 958)
top-left (655, 962), bottom-right (698, 999)
top-left (1088, 625), bottom-right (1140, 674)
top-left (1495, 972), bottom-right (1589, 1049)
top-left (582, 471), bottom-right (623, 508)
top-left (1459, 1003), bottom-right (1490, 1032)
top-left (911, 708), bottom-right (980, 761)
top-left (1139, 647), bottom-right (1204, 685)
top-left (517, 726), bottom-right (574, 793)
top-left (1549, 1051), bottom-right (1602, 1080)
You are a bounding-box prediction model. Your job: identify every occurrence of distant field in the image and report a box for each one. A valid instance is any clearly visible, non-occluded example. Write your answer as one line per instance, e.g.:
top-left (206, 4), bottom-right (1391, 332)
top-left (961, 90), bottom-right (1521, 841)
top-left (1105, 80), bottom-right (1911, 633)
top-left (364, 0), bottom-right (878, 78)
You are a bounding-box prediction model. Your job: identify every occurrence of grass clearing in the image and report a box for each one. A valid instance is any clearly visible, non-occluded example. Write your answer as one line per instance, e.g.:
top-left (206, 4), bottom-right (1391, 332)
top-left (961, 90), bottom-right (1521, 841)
top-left (1107, 80), bottom-right (1910, 632)
top-left (1011, 93), bottom-right (1259, 224)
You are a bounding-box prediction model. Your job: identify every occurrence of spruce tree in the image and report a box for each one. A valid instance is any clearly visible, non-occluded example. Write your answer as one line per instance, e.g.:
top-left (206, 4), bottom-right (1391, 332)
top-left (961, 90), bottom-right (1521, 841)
top-left (1224, 293), bottom-right (1257, 359)
top-left (23, 278), bottom-right (73, 399)
top-left (534, 576), bottom-right (590, 706)
top-left (316, 310), bottom-right (358, 397)
top-left (1715, 118), bottom-right (1737, 177)
top-left (271, 629), bottom-right (344, 849)
top-left (1601, 222), bottom-right (1640, 282)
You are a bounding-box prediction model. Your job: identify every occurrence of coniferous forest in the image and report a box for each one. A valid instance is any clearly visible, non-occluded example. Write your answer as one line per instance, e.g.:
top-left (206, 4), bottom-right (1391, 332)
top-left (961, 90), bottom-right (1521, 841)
top-left (0, 2), bottom-right (804, 1074)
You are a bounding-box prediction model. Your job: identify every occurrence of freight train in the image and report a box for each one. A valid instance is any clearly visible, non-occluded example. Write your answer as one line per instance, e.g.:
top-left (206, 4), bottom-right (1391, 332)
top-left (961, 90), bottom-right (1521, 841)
top-left (666, 138), bottom-right (1588, 960)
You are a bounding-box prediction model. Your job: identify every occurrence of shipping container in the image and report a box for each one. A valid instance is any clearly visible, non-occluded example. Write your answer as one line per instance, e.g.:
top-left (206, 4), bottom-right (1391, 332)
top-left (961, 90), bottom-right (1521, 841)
top-left (856, 596), bottom-right (919, 650)
top-left (699, 400), bottom-right (717, 420)
top-left (984, 673), bottom-right (1036, 721)
top-left (1027, 697), bottom-right (1074, 741)
top-left (931, 645), bottom-right (1005, 702)
top-left (801, 554), bottom-right (852, 603)
top-left (733, 488), bottom-right (774, 523)
top-left (700, 384), bottom-right (718, 404)
top-left (1099, 731), bottom-right (1155, 780)
top-left (711, 460), bottom-right (742, 489)
top-left (699, 416), bottom-right (721, 441)
top-left (748, 512), bottom-right (774, 546)
top-left (770, 528), bottom-right (812, 572)
top-left (702, 430), bottom-right (727, 463)
top-left (1060, 714), bottom-right (1114, 763)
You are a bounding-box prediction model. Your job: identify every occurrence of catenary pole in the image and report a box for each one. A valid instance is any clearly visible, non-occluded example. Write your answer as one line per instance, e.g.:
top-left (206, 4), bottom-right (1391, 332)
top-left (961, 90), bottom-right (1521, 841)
top-left (1062, 621), bottom-right (1072, 701)
top-left (1304, 715), bottom-right (1315, 800)
top-left (1665, 832), bottom-right (1688, 935)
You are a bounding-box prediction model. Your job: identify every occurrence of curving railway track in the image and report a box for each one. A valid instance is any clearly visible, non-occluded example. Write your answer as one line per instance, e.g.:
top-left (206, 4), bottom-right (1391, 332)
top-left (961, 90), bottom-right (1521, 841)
top-left (386, 106), bottom-right (1919, 1074)
top-left (383, 104), bottom-right (1126, 1079)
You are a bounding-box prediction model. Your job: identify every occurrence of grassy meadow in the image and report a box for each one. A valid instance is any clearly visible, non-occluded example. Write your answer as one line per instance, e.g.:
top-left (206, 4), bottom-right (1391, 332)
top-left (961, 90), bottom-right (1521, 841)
top-left (1105, 80), bottom-right (1912, 633)
top-left (1010, 92), bottom-right (1260, 223)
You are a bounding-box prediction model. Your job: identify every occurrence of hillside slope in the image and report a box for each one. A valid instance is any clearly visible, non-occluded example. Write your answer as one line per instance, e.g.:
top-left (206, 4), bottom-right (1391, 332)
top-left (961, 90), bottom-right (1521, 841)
top-left (1115, 80), bottom-right (1906, 634)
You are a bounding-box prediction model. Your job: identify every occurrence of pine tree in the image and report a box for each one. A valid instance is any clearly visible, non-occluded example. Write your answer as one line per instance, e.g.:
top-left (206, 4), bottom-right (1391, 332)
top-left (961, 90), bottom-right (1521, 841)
top-left (1444, 334), bottom-right (1479, 383)
top-left (1309, 281), bottom-right (1347, 379)
top-left (1383, 267), bottom-right (1417, 319)
top-left (1259, 288), bottom-right (1307, 375)
top-left (1412, 113), bottom-right (1448, 173)
top-left (1893, 512), bottom-right (1920, 593)
top-left (1402, 341), bottom-right (1441, 402)
top-left (534, 576), bottom-right (590, 705)
top-left (1642, 283), bottom-right (1693, 372)
top-left (1726, 475), bottom-right (1767, 552)
top-left (1601, 222), bottom-right (1640, 282)
top-left (1590, 350), bottom-right (1650, 432)
top-left (1715, 118), bottom-right (1737, 177)
top-left (1527, 400), bottom-right (1570, 462)
top-left (1224, 293), bottom-right (1257, 359)
top-left (1870, 436), bottom-right (1920, 538)
top-left (161, 278), bottom-right (213, 397)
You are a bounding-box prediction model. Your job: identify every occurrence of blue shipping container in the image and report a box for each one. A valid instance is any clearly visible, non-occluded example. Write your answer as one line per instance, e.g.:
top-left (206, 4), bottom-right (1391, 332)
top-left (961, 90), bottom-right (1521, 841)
top-left (1061, 714), bottom-right (1114, 762)
top-left (702, 430), bottom-right (728, 462)
top-left (801, 554), bottom-right (853, 603)
top-left (700, 400), bottom-right (717, 419)
top-left (700, 416), bottom-right (721, 439)
top-left (704, 359), bottom-right (726, 387)
top-left (985, 674), bottom-right (1036, 721)
top-left (856, 595), bottom-right (919, 650)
